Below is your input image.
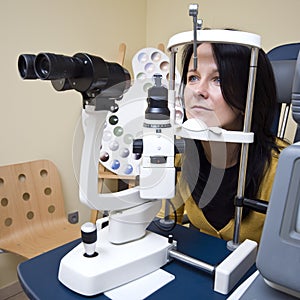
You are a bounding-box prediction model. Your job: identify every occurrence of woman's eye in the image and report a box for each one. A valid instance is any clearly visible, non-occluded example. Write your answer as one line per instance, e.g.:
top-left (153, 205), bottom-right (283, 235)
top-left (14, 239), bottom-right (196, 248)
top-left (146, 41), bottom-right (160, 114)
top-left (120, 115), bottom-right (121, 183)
top-left (213, 77), bottom-right (221, 85)
top-left (187, 75), bottom-right (199, 82)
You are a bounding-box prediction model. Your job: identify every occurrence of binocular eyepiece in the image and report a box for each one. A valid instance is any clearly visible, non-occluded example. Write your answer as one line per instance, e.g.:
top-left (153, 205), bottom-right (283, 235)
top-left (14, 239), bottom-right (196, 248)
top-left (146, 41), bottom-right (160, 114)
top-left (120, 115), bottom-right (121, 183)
top-left (18, 52), bottom-right (131, 98)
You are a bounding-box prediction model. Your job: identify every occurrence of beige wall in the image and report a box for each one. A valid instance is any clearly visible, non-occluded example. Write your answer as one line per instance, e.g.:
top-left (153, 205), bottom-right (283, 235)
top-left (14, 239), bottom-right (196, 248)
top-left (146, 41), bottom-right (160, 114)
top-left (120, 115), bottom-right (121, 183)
top-left (147, 0), bottom-right (300, 51)
top-left (1, 0), bottom-right (300, 290)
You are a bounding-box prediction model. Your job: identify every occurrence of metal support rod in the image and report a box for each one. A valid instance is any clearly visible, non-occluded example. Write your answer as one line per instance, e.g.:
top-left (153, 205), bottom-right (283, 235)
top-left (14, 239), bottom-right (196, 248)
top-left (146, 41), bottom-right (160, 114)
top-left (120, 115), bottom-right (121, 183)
top-left (164, 199), bottom-right (171, 219)
top-left (230, 47), bottom-right (259, 248)
top-left (168, 46), bottom-right (178, 125)
top-left (159, 199), bottom-right (175, 227)
top-left (168, 249), bottom-right (215, 275)
top-left (189, 4), bottom-right (199, 70)
top-left (192, 20), bottom-right (198, 70)
top-left (169, 47), bottom-right (177, 91)
top-left (278, 104), bottom-right (290, 139)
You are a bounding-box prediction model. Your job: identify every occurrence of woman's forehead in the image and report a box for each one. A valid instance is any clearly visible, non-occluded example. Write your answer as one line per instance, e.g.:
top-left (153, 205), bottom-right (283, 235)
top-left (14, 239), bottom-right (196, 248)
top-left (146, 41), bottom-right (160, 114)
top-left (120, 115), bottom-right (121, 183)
top-left (188, 43), bottom-right (217, 70)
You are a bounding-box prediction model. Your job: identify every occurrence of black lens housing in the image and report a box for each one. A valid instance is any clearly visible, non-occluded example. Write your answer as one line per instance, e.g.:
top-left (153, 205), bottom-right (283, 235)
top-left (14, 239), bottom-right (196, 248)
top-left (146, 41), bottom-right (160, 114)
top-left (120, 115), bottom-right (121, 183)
top-left (145, 74), bottom-right (170, 120)
top-left (17, 52), bottom-right (131, 99)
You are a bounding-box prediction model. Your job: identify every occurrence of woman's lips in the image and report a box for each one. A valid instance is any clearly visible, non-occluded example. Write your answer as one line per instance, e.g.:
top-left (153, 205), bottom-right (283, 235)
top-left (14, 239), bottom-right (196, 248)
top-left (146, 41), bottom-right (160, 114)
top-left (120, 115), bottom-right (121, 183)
top-left (191, 105), bottom-right (213, 112)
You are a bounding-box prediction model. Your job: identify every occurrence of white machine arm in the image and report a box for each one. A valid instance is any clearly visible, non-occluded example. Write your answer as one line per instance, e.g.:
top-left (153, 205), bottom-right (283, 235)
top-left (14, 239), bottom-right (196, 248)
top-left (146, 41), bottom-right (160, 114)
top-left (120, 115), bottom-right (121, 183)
top-left (80, 106), bottom-right (166, 246)
top-left (79, 107), bottom-right (145, 211)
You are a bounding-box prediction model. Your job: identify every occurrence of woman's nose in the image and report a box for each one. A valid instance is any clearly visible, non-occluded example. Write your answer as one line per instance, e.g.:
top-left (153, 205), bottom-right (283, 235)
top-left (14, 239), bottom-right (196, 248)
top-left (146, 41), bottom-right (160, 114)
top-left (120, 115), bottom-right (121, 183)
top-left (193, 80), bottom-right (209, 99)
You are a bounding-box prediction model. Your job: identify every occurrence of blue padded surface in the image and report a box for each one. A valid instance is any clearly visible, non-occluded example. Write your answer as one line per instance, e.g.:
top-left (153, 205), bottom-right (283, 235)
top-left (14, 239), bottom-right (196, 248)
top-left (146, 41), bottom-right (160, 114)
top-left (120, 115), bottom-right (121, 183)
top-left (17, 223), bottom-right (256, 299)
top-left (268, 43), bottom-right (300, 61)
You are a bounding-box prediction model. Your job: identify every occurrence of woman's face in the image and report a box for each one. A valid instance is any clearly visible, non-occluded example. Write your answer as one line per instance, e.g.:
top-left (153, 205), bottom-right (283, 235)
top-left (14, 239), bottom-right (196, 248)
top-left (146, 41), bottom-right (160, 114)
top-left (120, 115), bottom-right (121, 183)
top-left (184, 43), bottom-right (242, 130)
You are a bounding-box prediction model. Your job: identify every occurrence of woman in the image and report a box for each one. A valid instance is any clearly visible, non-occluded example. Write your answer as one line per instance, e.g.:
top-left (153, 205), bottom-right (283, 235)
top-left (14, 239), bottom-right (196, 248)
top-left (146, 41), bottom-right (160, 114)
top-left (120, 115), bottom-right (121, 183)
top-left (173, 40), bottom-right (288, 243)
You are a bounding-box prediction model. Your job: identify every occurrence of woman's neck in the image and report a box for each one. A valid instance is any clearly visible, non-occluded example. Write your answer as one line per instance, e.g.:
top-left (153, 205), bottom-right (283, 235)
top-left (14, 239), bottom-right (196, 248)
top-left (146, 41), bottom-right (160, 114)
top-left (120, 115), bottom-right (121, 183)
top-left (201, 141), bottom-right (240, 169)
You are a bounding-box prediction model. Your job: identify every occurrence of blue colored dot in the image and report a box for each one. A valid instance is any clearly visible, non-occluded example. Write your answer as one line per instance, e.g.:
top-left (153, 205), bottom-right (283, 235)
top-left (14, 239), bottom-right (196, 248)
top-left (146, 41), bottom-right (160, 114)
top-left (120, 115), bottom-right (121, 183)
top-left (124, 164), bottom-right (133, 175)
top-left (111, 160), bottom-right (120, 170)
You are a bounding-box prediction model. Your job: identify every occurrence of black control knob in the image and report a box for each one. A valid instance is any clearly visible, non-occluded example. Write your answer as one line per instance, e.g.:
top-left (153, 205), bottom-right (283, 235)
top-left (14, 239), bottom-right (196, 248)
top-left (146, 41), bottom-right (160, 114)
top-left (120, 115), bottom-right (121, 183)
top-left (133, 138), bottom-right (143, 154)
top-left (81, 222), bottom-right (98, 257)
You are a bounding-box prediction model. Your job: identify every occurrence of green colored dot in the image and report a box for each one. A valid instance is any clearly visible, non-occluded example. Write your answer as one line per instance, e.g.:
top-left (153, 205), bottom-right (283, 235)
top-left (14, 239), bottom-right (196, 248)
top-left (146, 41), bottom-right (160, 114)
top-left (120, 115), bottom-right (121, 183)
top-left (113, 126), bottom-right (123, 137)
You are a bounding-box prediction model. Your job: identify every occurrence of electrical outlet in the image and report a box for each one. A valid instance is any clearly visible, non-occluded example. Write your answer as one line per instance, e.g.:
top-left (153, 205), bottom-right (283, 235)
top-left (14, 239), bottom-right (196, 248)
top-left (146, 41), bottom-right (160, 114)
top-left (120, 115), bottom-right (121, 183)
top-left (68, 211), bottom-right (79, 224)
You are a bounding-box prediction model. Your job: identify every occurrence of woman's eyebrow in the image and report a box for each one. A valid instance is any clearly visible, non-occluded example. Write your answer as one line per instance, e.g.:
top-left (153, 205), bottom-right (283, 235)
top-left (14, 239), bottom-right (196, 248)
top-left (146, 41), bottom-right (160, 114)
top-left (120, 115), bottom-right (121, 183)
top-left (187, 67), bottom-right (219, 74)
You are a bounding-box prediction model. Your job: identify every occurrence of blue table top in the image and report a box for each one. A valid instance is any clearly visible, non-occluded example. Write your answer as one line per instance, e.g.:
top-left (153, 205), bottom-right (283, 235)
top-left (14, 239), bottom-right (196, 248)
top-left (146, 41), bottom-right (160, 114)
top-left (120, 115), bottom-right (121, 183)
top-left (17, 222), bottom-right (255, 299)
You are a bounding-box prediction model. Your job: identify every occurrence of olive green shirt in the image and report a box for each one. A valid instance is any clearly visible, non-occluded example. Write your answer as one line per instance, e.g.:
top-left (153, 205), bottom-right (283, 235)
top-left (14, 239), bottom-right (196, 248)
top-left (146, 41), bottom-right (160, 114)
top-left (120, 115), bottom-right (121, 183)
top-left (171, 139), bottom-right (288, 243)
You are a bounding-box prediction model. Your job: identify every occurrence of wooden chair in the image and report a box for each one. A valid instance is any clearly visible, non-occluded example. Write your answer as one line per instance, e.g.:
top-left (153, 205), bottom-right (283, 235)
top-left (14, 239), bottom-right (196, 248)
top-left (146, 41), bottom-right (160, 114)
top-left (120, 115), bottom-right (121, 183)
top-left (0, 159), bottom-right (80, 259)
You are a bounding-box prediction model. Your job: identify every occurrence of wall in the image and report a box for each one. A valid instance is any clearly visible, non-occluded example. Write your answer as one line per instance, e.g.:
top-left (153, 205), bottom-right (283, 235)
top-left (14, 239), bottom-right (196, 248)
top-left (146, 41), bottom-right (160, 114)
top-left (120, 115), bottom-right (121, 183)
top-left (0, 0), bottom-right (147, 289)
top-left (147, 0), bottom-right (300, 52)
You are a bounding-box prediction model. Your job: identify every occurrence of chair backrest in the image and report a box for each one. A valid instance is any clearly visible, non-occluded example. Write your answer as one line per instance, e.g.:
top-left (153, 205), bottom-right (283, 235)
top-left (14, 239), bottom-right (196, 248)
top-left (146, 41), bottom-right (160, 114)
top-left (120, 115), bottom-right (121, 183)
top-left (256, 51), bottom-right (300, 296)
top-left (267, 43), bottom-right (300, 138)
top-left (292, 50), bottom-right (300, 141)
top-left (0, 160), bottom-right (67, 241)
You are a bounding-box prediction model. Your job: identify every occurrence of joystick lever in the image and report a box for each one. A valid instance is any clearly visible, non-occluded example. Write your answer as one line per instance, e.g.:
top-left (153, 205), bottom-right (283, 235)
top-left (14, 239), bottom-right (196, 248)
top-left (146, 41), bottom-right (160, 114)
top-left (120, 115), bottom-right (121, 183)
top-left (81, 222), bottom-right (98, 257)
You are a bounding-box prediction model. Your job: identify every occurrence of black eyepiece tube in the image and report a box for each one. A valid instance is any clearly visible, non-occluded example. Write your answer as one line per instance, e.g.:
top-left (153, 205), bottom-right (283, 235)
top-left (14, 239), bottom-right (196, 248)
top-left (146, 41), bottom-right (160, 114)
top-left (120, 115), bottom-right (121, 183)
top-left (18, 51), bottom-right (132, 99)
top-left (18, 54), bottom-right (38, 79)
top-left (34, 53), bottom-right (84, 80)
